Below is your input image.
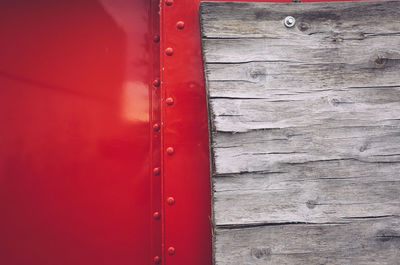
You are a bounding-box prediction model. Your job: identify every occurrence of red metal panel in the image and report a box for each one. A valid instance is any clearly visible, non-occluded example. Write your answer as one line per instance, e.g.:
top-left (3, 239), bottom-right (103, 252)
top-left (160, 1), bottom-right (212, 264)
top-left (0, 1), bottom-right (157, 264)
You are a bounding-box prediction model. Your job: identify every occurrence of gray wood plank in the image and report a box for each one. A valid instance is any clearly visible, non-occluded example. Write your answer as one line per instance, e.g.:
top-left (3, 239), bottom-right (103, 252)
top-left (201, 1), bottom-right (400, 64)
top-left (215, 216), bottom-right (400, 265)
top-left (201, 1), bottom-right (400, 264)
top-left (214, 159), bottom-right (400, 225)
top-left (200, 1), bottom-right (400, 39)
top-left (206, 62), bottom-right (400, 99)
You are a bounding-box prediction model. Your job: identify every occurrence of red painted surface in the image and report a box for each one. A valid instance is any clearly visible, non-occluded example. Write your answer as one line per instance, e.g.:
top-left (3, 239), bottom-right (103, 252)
top-left (160, 1), bottom-right (213, 265)
top-left (0, 0), bottom-right (373, 265)
top-left (0, 0), bottom-right (157, 264)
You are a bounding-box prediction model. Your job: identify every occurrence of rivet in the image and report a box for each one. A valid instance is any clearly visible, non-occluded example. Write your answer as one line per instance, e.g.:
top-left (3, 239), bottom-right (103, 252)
top-left (153, 167), bottom-right (161, 175)
top-left (153, 34), bottom-right (160, 43)
top-left (153, 211), bottom-right (161, 220)
top-left (153, 256), bottom-right (161, 264)
top-left (153, 123), bottom-right (160, 132)
top-left (176, 21), bottom-right (185, 30)
top-left (167, 197), bottom-right (175, 205)
top-left (165, 97), bottom-right (174, 105)
top-left (168, 247), bottom-right (176, 255)
top-left (284, 16), bottom-right (296, 28)
top-left (165, 47), bottom-right (174, 56)
top-left (166, 147), bottom-right (175, 155)
top-left (152, 78), bottom-right (160, 87)
top-left (165, 0), bottom-right (174, 6)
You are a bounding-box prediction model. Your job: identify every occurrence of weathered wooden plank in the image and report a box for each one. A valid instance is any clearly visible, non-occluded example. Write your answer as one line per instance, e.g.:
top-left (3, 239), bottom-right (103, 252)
top-left (215, 216), bottom-right (400, 265)
top-left (201, 1), bottom-right (400, 64)
top-left (200, 1), bottom-right (400, 39)
top-left (206, 62), bottom-right (400, 99)
top-left (201, 1), bottom-right (400, 264)
top-left (211, 97), bottom-right (400, 133)
top-left (212, 123), bottom-right (400, 172)
top-left (214, 159), bottom-right (400, 225)
top-left (202, 37), bottom-right (400, 64)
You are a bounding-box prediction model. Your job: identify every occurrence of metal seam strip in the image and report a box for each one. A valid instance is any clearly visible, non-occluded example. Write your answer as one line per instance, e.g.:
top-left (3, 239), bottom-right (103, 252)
top-left (151, 0), bottom-right (162, 264)
top-left (161, 0), bottom-right (213, 264)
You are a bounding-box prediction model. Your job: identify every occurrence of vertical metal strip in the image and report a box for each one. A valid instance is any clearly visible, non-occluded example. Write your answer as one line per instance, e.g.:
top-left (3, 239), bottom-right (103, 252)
top-left (150, 0), bottom-right (162, 264)
top-left (159, 0), bottom-right (167, 263)
top-left (161, 0), bottom-right (213, 264)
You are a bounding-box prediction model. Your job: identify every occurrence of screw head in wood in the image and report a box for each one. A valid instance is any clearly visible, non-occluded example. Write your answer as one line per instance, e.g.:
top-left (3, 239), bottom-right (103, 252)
top-left (153, 34), bottom-right (160, 43)
top-left (167, 247), bottom-right (176, 255)
top-left (165, 0), bottom-right (174, 6)
top-left (284, 16), bottom-right (296, 28)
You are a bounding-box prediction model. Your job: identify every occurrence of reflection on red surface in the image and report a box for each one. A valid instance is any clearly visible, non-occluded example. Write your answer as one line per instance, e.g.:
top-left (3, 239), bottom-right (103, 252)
top-left (0, 1), bottom-right (152, 264)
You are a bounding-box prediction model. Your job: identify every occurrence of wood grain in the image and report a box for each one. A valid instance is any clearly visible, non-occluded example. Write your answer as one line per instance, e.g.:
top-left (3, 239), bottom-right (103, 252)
top-left (215, 216), bottom-right (400, 265)
top-left (201, 1), bottom-right (400, 264)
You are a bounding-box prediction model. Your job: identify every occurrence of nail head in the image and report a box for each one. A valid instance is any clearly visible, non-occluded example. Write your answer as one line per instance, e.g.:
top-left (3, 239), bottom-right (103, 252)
top-left (167, 197), bottom-right (175, 205)
top-left (153, 256), bottom-right (161, 264)
top-left (153, 123), bottom-right (160, 132)
top-left (176, 21), bottom-right (185, 29)
top-left (153, 211), bottom-right (161, 220)
top-left (166, 97), bottom-right (174, 105)
top-left (168, 247), bottom-right (176, 255)
top-left (165, 47), bottom-right (174, 56)
top-left (153, 167), bottom-right (161, 175)
top-left (152, 79), bottom-right (160, 87)
top-left (166, 147), bottom-right (175, 155)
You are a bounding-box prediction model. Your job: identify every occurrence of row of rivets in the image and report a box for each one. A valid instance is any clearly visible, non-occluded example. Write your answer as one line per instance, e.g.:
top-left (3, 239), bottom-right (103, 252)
top-left (152, 5), bottom-right (161, 264)
top-left (161, 0), bottom-right (184, 260)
